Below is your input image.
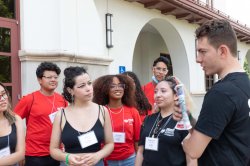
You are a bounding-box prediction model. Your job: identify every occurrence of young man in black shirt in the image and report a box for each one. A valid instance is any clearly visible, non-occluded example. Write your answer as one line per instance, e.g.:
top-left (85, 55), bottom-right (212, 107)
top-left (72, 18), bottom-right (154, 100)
top-left (174, 19), bottom-right (250, 165)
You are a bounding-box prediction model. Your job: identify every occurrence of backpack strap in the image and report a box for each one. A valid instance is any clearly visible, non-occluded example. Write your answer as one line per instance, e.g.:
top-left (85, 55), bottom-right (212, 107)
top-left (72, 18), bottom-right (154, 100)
top-left (26, 93), bottom-right (34, 123)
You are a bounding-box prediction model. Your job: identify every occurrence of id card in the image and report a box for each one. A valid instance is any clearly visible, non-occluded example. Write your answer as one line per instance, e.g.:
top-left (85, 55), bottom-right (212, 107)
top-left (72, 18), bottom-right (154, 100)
top-left (0, 146), bottom-right (10, 158)
top-left (78, 131), bottom-right (98, 149)
top-left (145, 137), bottom-right (159, 151)
top-left (49, 111), bottom-right (58, 123)
top-left (113, 132), bottom-right (126, 143)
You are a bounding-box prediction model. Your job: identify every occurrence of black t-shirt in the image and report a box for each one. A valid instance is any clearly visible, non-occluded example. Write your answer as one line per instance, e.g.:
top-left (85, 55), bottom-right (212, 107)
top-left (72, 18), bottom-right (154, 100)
top-left (195, 72), bottom-right (250, 166)
top-left (139, 112), bottom-right (188, 166)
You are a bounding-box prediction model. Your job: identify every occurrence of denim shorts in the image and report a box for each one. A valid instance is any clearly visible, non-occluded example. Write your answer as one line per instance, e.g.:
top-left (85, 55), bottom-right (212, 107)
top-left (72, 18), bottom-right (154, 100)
top-left (107, 153), bottom-right (135, 166)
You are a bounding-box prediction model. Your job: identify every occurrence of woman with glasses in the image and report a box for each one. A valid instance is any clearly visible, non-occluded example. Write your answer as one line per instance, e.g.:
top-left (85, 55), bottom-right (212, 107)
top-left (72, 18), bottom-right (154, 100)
top-left (0, 82), bottom-right (25, 165)
top-left (50, 66), bottom-right (114, 166)
top-left (135, 77), bottom-right (197, 166)
top-left (93, 74), bottom-right (142, 166)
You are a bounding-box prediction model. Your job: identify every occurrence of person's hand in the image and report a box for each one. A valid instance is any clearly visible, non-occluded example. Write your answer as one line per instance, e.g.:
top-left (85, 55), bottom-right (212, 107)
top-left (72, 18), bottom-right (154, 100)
top-left (80, 153), bottom-right (101, 166)
top-left (173, 100), bottom-right (183, 122)
top-left (68, 154), bottom-right (85, 166)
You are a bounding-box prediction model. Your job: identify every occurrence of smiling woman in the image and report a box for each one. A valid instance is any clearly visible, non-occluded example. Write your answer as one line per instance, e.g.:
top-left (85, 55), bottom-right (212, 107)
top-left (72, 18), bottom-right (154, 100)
top-left (93, 74), bottom-right (142, 166)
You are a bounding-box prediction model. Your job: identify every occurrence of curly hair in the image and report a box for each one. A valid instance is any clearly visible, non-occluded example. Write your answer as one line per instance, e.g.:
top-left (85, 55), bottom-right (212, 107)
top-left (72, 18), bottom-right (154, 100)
top-left (93, 74), bottom-right (136, 107)
top-left (62, 66), bottom-right (88, 103)
top-left (36, 62), bottom-right (61, 78)
top-left (0, 82), bottom-right (15, 124)
top-left (122, 71), bottom-right (152, 115)
top-left (195, 19), bottom-right (237, 57)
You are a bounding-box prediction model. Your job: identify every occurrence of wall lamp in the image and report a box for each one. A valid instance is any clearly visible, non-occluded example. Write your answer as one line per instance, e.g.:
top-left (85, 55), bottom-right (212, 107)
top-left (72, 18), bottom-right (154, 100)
top-left (105, 13), bottom-right (113, 48)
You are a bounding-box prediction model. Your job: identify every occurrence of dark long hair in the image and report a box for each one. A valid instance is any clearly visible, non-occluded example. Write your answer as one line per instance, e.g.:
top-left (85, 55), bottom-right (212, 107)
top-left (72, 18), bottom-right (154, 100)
top-left (62, 66), bottom-right (88, 103)
top-left (93, 74), bottom-right (136, 107)
top-left (122, 71), bottom-right (152, 115)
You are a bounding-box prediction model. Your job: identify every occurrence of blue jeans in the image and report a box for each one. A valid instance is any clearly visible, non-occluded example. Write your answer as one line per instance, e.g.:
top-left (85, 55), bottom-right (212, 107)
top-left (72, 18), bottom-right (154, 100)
top-left (107, 153), bottom-right (135, 166)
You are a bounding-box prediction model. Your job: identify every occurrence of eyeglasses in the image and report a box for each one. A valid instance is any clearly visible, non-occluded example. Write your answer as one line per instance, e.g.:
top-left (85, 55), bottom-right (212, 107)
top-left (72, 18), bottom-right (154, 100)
top-left (42, 75), bottom-right (58, 80)
top-left (110, 84), bottom-right (125, 90)
top-left (0, 92), bottom-right (8, 100)
top-left (154, 67), bottom-right (168, 73)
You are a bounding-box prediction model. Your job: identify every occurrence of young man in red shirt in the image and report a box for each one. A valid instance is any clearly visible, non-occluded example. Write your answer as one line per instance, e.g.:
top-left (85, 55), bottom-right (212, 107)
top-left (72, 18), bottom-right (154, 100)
top-left (14, 62), bottom-right (67, 166)
top-left (142, 56), bottom-right (169, 113)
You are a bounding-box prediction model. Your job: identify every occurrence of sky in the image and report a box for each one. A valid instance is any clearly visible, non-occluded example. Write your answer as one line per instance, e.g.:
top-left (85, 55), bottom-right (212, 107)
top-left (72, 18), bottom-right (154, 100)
top-left (214, 0), bottom-right (250, 27)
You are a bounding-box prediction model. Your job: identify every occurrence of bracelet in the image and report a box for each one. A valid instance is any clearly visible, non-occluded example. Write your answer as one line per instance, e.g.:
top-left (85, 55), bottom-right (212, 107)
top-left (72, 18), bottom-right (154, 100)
top-left (65, 153), bottom-right (70, 165)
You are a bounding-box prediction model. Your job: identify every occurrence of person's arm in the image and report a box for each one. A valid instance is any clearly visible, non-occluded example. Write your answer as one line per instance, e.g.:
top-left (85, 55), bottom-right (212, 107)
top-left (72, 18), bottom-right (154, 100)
top-left (0, 115), bottom-right (25, 166)
top-left (182, 130), bottom-right (212, 159)
top-left (135, 146), bottom-right (144, 166)
top-left (186, 153), bottom-right (197, 166)
top-left (50, 110), bottom-right (84, 165)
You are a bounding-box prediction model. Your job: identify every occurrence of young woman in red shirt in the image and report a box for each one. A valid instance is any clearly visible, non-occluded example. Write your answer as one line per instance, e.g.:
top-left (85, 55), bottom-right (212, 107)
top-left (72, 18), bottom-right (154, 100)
top-left (93, 74), bottom-right (142, 166)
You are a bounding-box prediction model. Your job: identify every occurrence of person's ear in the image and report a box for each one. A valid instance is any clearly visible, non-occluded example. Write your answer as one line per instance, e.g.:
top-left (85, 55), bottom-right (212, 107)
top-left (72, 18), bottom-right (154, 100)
top-left (174, 94), bottom-right (178, 101)
top-left (67, 87), bottom-right (73, 96)
top-left (218, 45), bottom-right (229, 59)
top-left (37, 77), bottom-right (42, 85)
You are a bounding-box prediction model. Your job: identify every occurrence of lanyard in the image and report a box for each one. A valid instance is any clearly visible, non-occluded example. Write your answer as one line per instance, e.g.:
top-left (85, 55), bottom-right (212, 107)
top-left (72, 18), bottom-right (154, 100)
top-left (148, 113), bottom-right (172, 138)
top-left (107, 106), bottom-right (125, 132)
top-left (43, 93), bottom-right (56, 114)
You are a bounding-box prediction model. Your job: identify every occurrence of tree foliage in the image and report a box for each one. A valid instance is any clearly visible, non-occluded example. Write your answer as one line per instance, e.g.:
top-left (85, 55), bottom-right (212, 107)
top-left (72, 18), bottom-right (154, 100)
top-left (243, 58), bottom-right (250, 78)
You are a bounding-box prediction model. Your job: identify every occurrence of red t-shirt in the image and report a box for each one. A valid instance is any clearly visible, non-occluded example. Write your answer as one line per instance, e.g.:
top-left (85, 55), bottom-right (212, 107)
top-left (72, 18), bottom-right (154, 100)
top-left (142, 82), bottom-right (156, 108)
top-left (106, 105), bottom-right (142, 160)
top-left (14, 90), bottom-right (67, 156)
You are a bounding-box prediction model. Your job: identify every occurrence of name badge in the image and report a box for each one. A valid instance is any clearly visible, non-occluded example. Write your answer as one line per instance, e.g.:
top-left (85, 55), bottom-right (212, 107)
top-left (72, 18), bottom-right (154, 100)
top-left (113, 132), bottom-right (126, 143)
top-left (0, 146), bottom-right (11, 158)
top-left (145, 137), bottom-right (159, 151)
top-left (78, 131), bottom-right (98, 149)
top-left (49, 111), bottom-right (58, 123)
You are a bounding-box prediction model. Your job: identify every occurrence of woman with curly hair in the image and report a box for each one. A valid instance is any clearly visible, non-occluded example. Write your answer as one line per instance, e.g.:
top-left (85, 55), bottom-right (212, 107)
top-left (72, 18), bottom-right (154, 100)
top-left (93, 74), bottom-right (142, 166)
top-left (122, 71), bottom-right (152, 121)
top-left (0, 82), bottom-right (25, 165)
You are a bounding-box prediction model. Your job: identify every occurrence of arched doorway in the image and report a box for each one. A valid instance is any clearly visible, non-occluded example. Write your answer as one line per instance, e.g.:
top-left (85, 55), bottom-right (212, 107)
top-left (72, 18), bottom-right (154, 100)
top-left (0, 0), bottom-right (21, 105)
top-left (132, 18), bottom-right (190, 89)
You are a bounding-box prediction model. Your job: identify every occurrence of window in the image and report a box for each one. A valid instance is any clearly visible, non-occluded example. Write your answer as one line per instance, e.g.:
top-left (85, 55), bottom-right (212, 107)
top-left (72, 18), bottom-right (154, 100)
top-left (205, 75), bottom-right (215, 91)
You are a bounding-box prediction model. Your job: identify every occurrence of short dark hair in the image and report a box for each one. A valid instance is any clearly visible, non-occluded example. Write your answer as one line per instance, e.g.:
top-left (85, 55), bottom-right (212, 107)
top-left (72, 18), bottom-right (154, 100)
top-left (153, 56), bottom-right (169, 67)
top-left (62, 66), bottom-right (88, 103)
top-left (195, 19), bottom-right (237, 57)
top-left (36, 62), bottom-right (61, 78)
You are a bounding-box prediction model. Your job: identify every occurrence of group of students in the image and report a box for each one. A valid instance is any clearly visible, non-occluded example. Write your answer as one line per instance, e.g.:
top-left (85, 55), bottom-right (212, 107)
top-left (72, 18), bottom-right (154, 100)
top-left (1, 18), bottom-right (250, 166)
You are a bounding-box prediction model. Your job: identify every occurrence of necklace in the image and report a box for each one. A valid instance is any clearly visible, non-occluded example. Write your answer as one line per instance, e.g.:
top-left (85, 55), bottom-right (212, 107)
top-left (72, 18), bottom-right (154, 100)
top-left (107, 105), bottom-right (123, 114)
